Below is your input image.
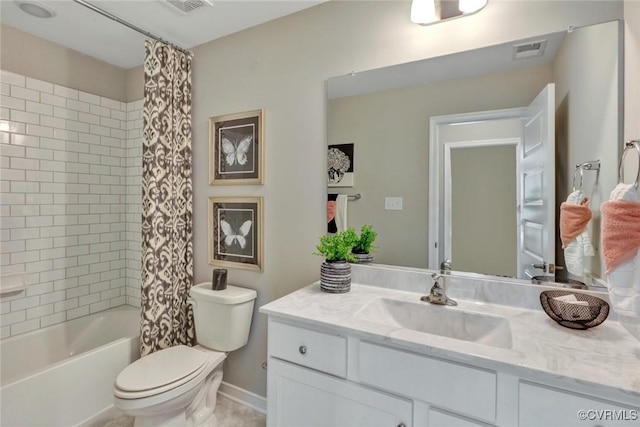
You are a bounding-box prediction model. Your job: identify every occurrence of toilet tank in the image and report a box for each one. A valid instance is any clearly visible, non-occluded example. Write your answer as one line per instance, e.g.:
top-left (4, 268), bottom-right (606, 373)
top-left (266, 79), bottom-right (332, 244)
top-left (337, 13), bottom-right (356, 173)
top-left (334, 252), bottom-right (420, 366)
top-left (189, 282), bottom-right (257, 352)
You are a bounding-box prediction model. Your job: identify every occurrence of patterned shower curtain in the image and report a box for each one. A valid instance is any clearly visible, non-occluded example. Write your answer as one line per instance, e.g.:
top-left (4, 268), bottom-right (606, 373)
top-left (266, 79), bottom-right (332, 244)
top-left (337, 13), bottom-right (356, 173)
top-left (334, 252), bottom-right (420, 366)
top-left (140, 40), bottom-right (195, 356)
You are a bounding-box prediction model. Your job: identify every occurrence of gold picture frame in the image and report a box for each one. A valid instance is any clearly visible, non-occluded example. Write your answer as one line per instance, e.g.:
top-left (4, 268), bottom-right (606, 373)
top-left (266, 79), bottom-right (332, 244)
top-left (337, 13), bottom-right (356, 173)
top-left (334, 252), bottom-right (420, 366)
top-left (209, 109), bottom-right (264, 185)
top-left (208, 196), bottom-right (263, 272)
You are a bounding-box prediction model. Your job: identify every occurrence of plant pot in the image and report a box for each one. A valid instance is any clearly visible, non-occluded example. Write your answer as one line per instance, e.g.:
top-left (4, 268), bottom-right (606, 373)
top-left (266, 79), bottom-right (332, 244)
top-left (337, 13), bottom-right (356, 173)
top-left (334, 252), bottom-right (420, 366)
top-left (320, 260), bottom-right (351, 293)
top-left (352, 251), bottom-right (373, 264)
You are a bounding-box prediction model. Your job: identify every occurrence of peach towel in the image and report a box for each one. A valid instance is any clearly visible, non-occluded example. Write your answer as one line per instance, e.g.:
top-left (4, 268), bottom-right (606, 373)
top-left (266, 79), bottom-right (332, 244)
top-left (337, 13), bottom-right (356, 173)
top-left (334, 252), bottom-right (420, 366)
top-left (601, 200), bottom-right (640, 274)
top-left (560, 198), bottom-right (592, 249)
top-left (327, 201), bottom-right (336, 223)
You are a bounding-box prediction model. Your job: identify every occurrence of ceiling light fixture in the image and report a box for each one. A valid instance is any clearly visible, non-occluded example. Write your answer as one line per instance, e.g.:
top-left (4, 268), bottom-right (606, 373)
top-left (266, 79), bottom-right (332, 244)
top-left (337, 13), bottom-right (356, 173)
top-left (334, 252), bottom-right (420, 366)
top-left (458, 0), bottom-right (488, 13)
top-left (15, 0), bottom-right (56, 18)
top-left (411, 0), bottom-right (437, 25)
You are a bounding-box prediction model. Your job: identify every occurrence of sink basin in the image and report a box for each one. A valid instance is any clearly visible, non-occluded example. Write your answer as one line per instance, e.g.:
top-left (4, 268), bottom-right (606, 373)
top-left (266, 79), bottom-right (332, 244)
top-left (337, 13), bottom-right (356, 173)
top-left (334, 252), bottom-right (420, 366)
top-left (354, 298), bottom-right (513, 349)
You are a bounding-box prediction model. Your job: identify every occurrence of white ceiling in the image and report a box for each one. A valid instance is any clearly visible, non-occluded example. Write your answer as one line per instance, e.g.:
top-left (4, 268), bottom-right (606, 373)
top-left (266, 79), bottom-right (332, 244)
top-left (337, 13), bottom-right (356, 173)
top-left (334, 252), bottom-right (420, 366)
top-left (0, 0), bottom-right (326, 69)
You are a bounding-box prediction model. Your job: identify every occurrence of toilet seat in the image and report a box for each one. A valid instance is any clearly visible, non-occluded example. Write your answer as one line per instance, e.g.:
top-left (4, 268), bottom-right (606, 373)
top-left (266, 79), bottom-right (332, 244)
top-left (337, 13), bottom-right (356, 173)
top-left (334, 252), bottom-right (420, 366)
top-left (114, 346), bottom-right (223, 400)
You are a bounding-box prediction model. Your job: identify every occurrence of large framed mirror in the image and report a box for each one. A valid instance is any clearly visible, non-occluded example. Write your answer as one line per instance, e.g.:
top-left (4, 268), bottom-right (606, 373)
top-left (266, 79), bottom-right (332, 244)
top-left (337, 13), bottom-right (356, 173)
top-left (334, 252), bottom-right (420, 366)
top-left (326, 19), bottom-right (623, 287)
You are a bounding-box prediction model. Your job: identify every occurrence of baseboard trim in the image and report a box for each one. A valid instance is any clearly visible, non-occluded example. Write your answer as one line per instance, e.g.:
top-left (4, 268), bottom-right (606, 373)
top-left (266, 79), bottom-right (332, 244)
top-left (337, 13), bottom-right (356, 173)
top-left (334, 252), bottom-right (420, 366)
top-left (75, 405), bottom-right (116, 427)
top-left (218, 381), bottom-right (267, 415)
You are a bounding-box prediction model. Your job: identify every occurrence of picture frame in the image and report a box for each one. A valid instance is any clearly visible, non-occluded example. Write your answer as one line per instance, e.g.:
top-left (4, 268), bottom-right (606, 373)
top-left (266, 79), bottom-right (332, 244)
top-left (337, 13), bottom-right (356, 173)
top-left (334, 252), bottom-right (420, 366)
top-left (209, 110), bottom-right (264, 185)
top-left (208, 196), bottom-right (263, 272)
top-left (328, 143), bottom-right (354, 187)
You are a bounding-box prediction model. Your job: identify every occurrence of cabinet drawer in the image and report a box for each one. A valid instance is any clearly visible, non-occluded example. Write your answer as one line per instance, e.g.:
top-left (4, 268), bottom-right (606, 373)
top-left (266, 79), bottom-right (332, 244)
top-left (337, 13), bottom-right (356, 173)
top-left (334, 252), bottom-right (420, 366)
top-left (268, 320), bottom-right (347, 378)
top-left (358, 341), bottom-right (497, 423)
top-left (519, 382), bottom-right (639, 427)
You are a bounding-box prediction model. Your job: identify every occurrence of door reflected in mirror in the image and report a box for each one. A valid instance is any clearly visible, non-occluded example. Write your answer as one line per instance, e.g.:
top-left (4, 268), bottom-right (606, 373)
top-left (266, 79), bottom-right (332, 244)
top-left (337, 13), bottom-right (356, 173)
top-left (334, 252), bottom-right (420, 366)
top-left (326, 19), bottom-right (621, 285)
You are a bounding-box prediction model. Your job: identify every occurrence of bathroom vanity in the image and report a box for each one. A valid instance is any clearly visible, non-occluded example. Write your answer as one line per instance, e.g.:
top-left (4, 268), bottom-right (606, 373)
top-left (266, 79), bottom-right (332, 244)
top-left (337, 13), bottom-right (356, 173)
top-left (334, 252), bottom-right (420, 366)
top-left (260, 265), bottom-right (640, 427)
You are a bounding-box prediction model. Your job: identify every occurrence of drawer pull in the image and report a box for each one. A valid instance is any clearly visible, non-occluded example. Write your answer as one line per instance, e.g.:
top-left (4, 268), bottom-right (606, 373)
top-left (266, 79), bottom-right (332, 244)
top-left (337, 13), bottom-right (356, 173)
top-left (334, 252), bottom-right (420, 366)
top-left (299, 345), bottom-right (307, 355)
top-left (397, 423), bottom-right (406, 427)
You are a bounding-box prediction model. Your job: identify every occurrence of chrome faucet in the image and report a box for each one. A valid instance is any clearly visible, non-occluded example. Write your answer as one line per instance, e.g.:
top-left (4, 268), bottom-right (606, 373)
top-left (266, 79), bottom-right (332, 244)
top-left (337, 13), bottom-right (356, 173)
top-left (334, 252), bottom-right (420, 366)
top-left (440, 259), bottom-right (452, 274)
top-left (421, 273), bottom-right (457, 306)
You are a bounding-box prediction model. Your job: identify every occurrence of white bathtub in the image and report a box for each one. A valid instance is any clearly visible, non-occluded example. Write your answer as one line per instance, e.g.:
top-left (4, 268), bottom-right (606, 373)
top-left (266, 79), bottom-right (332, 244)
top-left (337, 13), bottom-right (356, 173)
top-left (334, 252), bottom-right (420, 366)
top-left (0, 306), bottom-right (140, 427)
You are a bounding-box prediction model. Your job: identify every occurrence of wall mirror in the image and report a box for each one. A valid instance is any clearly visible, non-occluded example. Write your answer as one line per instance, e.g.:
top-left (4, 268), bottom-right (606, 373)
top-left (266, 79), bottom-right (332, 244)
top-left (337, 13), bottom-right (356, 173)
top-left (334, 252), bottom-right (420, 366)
top-left (326, 19), bottom-right (622, 287)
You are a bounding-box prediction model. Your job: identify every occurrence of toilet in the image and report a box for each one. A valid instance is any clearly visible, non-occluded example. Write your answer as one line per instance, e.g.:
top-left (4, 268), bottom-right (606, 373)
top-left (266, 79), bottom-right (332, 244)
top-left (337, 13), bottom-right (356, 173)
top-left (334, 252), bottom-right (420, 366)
top-left (113, 282), bottom-right (257, 427)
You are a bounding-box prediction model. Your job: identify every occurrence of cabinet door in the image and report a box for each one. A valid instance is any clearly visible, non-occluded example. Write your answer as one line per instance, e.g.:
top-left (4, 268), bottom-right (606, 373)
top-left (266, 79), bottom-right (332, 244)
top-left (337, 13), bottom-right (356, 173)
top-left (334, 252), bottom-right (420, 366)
top-left (268, 358), bottom-right (412, 427)
top-left (359, 341), bottom-right (497, 423)
top-left (519, 382), bottom-right (639, 427)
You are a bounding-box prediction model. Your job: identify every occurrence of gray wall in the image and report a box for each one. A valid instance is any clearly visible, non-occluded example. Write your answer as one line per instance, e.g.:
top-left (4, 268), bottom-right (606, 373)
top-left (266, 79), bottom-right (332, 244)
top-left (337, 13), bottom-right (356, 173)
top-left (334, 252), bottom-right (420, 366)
top-left (451, 145), bottom-right (517, 277)
top-left (626, 1), bottom-right (640, 147)
top-left (189, 1), bottom-right (623, 397)
top-left (126, 66), bottom-right (144, 103)
top-left (553, 20), bottom-right (620, 279)
top-left (0, 24), bottom-right (129, 102)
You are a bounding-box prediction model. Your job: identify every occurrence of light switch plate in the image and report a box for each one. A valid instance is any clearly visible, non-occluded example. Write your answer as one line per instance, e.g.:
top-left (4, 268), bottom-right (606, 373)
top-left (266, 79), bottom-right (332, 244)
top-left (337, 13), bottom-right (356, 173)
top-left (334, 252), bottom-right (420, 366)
top-left (385, 197), bottom-right (403, 210)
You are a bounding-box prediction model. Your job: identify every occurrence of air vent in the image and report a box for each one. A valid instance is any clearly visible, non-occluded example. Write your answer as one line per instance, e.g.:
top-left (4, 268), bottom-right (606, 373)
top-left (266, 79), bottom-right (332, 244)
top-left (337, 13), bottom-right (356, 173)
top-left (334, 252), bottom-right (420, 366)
top-left (513, 39), bottom-right (547, 60)
top-left (165, 0), bottom-right (212, 14)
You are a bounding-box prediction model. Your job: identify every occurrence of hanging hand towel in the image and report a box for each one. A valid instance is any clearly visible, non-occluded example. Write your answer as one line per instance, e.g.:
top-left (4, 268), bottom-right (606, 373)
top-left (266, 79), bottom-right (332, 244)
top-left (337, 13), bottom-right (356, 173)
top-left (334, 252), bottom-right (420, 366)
top-left (327, 194), bottom-right (338, 233)
top-left (560, 190), bottom-right (595, 276)
top-left (601, 183), bottom-right (640, 320)
top-left (335, 194), bottom-right (349, 233)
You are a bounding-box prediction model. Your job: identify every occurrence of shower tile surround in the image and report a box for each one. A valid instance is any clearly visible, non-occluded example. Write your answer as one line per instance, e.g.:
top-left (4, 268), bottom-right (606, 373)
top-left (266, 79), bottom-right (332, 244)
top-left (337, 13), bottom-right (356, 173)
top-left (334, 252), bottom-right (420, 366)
top-left (0, 70), bottom-right (143, 338)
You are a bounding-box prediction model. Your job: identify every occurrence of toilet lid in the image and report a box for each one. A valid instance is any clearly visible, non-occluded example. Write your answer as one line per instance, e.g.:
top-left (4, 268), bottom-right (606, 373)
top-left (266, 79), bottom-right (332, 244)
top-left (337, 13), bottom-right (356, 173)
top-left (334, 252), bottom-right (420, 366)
top-left (115, 345), bottom-right (208, 392)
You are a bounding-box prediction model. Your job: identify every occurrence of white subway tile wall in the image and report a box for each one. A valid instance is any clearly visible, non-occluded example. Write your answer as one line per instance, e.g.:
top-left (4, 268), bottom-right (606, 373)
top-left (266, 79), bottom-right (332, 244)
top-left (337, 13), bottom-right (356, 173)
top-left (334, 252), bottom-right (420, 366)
top-left (0, 70), bottom-right (142, 339)
top-left (125, 99), bottom-right (143, 308)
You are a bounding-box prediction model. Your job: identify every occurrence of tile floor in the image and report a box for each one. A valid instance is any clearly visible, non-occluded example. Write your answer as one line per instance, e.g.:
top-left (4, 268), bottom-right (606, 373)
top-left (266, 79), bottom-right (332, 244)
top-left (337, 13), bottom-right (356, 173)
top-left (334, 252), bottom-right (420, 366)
top-left (97, 395), bottom-right (266, 427)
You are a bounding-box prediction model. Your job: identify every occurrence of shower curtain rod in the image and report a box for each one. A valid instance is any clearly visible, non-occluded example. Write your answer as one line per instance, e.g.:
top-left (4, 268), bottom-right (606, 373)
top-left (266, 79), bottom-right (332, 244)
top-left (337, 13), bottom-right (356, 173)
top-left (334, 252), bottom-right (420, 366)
top-left (72, 0), bottom-right (191, 56)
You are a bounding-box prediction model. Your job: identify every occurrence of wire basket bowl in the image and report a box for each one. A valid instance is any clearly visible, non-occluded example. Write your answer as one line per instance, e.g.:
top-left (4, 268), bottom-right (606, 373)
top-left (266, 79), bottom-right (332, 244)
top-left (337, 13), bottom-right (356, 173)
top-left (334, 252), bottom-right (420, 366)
top-left (539, 290), bottom-right (610, 330)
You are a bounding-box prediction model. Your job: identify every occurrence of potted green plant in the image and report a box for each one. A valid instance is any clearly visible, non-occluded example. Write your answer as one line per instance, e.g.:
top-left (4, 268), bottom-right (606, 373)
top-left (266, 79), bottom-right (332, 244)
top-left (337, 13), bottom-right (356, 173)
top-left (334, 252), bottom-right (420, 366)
top-left (352, 225), bottom-right (377, 264)
top-left (314, 228), bottom-right (358, 293)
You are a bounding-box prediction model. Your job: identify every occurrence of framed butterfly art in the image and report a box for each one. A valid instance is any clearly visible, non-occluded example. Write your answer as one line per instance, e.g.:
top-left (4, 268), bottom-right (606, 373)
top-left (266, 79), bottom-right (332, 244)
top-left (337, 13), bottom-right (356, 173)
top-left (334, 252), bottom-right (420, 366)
top-left (209, 110), bottom-right (264, 185)
top-left (208, 197), bottom-right (263, 271)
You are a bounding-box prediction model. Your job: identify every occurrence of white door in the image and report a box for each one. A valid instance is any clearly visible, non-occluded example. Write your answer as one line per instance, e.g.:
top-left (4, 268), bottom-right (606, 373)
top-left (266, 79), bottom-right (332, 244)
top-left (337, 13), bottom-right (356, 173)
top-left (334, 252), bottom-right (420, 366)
top-left (519, 84), bottom-right (555, 278)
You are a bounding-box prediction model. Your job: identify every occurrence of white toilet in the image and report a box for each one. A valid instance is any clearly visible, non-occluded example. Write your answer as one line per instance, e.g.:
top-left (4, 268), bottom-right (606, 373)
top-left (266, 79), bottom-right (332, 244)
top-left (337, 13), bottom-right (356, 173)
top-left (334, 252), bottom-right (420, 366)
top-left (113, 282), bottom-right (257, 427)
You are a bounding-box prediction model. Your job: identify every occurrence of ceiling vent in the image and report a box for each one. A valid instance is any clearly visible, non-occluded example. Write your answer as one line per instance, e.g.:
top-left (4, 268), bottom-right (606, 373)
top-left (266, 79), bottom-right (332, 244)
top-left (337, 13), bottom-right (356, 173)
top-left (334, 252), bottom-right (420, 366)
top-left (165, 0), bottom-right (212, 14)
top-left (512, 39), bottom-right (547, 60)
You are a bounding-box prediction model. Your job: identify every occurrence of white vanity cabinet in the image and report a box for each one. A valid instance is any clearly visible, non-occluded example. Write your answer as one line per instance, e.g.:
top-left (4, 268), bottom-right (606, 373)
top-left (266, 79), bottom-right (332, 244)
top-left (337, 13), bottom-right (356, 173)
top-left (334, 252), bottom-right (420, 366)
top-left (518, 382), bottom-right (638, 427)
top-left (266, 319), bottom-right (490, 427)
top-left (267, 321), bottom-right (412, 427)
top-left (266, 318), bottom-right (639, 427)
top-left (268, 359), bottom-right (413, 427)
top-left (358, 341), bottom-right (498, 423)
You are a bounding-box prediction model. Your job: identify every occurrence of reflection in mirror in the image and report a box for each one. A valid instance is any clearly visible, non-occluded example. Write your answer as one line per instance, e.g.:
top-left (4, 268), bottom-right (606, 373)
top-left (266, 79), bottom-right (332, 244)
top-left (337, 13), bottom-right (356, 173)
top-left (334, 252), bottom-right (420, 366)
top-left (430, 87), bottom-right (557, 282)
top-left (327, 19), bottom-right (621, 287)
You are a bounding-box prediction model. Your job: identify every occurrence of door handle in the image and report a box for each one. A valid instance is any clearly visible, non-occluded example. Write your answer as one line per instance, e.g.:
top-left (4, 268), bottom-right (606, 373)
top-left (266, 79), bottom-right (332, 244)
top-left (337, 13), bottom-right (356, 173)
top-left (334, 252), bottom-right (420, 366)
top-left (548, 264), bottom-right (563, 274)
top-left (531, 262), bottom-right (547, 272)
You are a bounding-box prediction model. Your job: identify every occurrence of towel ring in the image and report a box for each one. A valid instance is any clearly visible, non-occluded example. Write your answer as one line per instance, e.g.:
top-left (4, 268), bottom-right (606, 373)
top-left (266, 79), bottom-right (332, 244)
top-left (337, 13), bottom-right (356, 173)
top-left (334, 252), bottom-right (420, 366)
top-left (572, 166), bottom-right (584, 192)
top-left (571, 160), bottom-right (600, 193)
top-left (618, 140), bottom-right (640, 189)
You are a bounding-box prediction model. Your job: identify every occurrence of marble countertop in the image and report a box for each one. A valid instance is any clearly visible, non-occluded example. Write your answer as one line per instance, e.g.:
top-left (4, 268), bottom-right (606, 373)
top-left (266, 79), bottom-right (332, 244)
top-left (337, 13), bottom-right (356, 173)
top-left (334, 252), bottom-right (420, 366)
top-left (260, 282), bottom-right (640, 403)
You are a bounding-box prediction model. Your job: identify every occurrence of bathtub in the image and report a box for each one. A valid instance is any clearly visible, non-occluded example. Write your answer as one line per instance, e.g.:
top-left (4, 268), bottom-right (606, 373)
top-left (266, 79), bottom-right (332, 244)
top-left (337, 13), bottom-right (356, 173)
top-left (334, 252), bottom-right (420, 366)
top-left (0, 306), bottom-right (140, 427)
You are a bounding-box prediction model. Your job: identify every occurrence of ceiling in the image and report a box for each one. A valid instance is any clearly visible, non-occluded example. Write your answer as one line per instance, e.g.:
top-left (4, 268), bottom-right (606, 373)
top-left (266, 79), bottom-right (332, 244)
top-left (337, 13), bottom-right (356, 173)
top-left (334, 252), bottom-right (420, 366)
top-left (328, 30), bottom-right (565, 99)
top-left (0, 0), bottom-right (326, 69)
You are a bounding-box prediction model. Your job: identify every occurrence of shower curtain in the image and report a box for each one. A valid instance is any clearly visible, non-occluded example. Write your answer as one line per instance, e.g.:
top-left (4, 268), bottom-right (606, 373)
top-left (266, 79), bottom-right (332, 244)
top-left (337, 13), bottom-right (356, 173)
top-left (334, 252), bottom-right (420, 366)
top-left (140, 40), bottom-right (195, 356)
